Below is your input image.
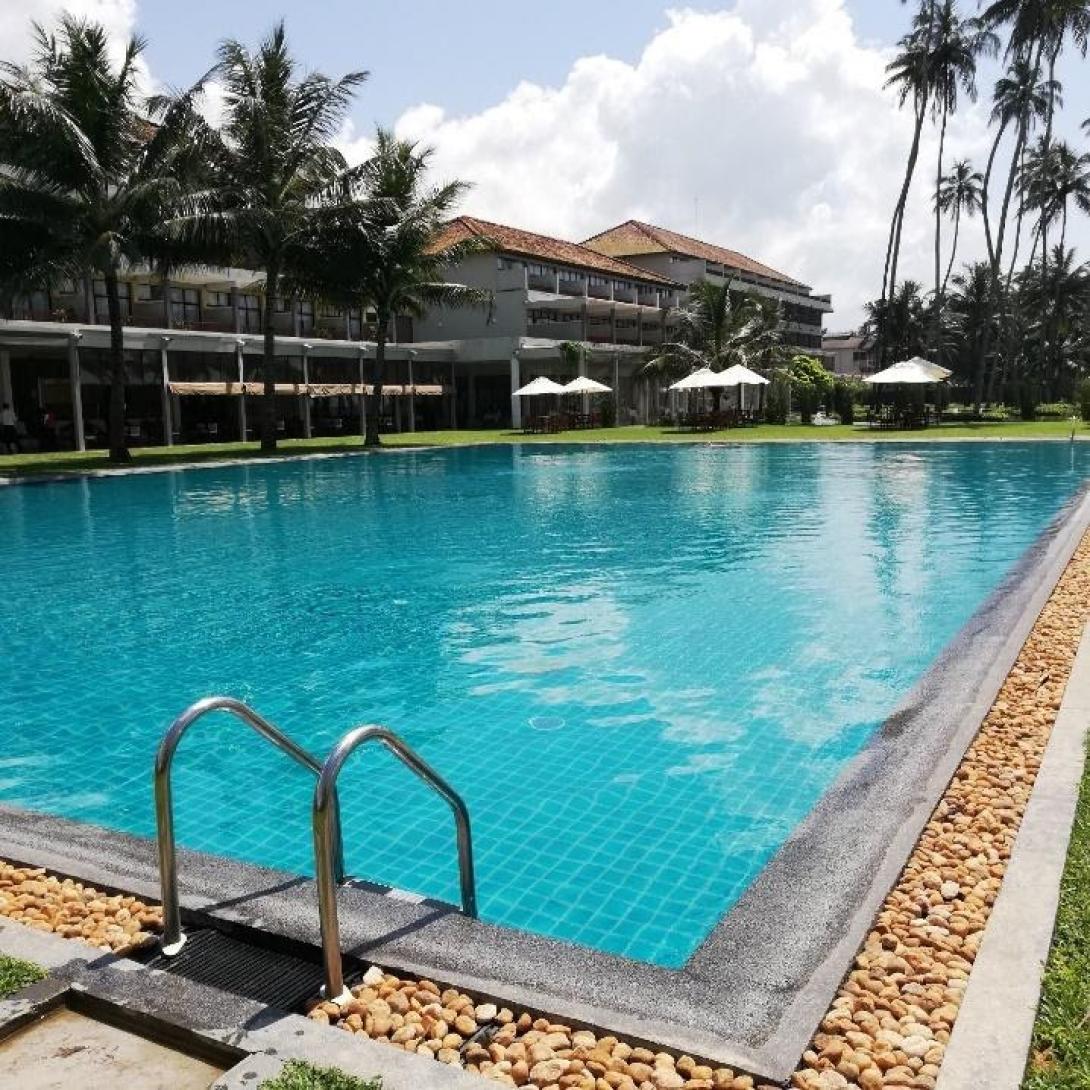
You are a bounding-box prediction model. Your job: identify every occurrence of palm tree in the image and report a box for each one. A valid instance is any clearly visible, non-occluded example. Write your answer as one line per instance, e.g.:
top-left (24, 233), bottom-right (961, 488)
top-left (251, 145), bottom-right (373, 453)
top-left (936, 160), bottom-right (983, 296)
top-left (1044, 142), bottom-right (1090, 248)
top-left (645, 279), bottom-right (742, 379)
top-left (0, 18), bottom-right (200, 462)
top-left (949, 261), bottom-right (1003, 401)
top-left (981, 57), bottom-right (1058, 276)
top-left (1017, 245), bottom-right (1090, 397)
top-left (925, 3), bottom-right (997, 313)
top-left (290, 130), bottom-right (489, 447)
top-left (173, 23), bottom-right (367, 452)
top-left (863, 281), bottom-right (929, 363)
top-left (881, 4), bottom-right (936, 342)
top-left (984, 0), bottom-right (1090, 295)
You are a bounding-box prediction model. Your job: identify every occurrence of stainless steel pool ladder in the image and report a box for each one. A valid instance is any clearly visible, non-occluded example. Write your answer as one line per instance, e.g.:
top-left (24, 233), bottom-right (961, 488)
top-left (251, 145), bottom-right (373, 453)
top-left (312, 725), bottom-right (477, 1003)
top-left (153, 697), bottom-right (478, 1005)
top-left (154, 695), bottom-right (348, 956)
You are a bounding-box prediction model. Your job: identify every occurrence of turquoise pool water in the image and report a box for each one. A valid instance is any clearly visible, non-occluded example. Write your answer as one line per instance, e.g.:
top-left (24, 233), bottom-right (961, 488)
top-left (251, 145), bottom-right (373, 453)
top-left (1, 442), bottom-right (1088, 966)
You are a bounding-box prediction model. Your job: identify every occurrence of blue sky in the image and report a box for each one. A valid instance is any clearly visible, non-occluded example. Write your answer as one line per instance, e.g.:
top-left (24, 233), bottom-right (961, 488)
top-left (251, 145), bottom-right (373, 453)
top-left (138, 2), bottom-right (907, 129)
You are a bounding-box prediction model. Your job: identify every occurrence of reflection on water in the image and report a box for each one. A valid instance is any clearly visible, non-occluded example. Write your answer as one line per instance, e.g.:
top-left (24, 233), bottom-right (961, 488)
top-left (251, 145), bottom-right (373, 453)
top-left (0, 441), bottom-right (1087, 967)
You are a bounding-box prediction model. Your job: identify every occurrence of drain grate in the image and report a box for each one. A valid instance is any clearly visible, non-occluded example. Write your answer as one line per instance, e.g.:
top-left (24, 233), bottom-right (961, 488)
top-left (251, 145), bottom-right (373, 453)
top-left (140, 928), bottom-right (326, 1011)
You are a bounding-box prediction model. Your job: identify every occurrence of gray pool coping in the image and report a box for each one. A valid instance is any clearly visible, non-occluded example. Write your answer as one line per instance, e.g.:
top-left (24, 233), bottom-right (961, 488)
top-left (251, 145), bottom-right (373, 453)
top-left (0, 917), bottom-right (486, 1090)
top-left (934, 614), bottom-right (1090, 1090)
top-left (1, 478), bottom-right (1089, 1082)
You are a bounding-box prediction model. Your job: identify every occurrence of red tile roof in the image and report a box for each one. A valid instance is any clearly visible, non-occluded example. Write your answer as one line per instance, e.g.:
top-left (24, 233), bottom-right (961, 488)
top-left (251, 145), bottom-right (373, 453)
top-left (432, 216), bottom-right (679, 287)
top-left (581, 220), bottom-right (805, 289)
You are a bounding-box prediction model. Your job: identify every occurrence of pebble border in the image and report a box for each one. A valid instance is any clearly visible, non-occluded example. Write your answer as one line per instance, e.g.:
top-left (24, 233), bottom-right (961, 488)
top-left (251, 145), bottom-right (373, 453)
top-left (1, 531), bottom-right (1088, 1089)
top-left (0, 860), bottom-right (162, 954)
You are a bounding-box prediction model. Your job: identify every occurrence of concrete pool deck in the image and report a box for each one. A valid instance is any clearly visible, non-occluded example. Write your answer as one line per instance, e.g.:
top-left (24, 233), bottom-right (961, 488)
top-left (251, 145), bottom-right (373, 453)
top-left (2, 484), bottom-right (1089, 1084)
top-left (0, 916), bottom-right (483, 1090)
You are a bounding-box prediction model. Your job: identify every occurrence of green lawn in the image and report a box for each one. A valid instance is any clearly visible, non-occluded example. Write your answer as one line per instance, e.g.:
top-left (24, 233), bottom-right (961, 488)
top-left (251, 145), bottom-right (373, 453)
top-left (1023, 743), bottom-right (1090, 1090)
top-left (1, 420), bottom-right (1087, 479)
top-left (260, 1061), bottom-right (380, 1090)
top-left (0, 954), bottom-right (45, 998)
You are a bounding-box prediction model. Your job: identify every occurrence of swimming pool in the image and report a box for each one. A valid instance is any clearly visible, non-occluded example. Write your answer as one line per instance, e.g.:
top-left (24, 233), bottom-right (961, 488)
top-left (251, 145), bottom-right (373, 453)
top-left (1, 442), bottom-right (1088, 967)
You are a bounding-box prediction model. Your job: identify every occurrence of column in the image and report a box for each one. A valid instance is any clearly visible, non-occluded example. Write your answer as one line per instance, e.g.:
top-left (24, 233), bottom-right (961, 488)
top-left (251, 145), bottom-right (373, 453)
top-left (159, 336), bottom-right (173, 447)
top-left (236, 340), bottom-right (247, 441)
top-left (359, 350), bottom-right (367, 437)
top-left (637, 309), bottom-right (644, 348)
top-left (301, 344), bottom-right (312, 439)
top-left (509, 355), bottom-right (522, 430)
top-left (0, 350), bottom-right (12, 407)
top-left (612, 353), bottom-right (621, 428)
top-left (579, 346), bottom-right (589, 415)
top-left (407, 351), bottom-right (417, 433)
top-left (68, 334), bottom-right (85, 451)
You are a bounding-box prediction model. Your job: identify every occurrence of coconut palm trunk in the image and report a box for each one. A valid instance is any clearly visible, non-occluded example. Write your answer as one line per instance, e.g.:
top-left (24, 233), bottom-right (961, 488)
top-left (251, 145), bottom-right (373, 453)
top-left (934, 109), bottom-right (948, 302)
top-left (883, 108), bottom-right (926, 324)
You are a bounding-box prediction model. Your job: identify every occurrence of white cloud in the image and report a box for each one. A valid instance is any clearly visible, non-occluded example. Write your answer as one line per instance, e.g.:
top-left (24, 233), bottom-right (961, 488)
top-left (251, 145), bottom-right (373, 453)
top-left (1, 0), bottom-right (158, 96)
top-left (338, 0), bottom-right (1082, 329)
top-left (1, 0), bottom-right (138, 64)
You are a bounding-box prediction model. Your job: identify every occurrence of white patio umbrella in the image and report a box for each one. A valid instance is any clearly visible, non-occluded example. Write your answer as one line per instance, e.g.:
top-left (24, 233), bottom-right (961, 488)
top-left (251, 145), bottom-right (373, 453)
top-left (717, 363), bottom-right (770, 414)
top-left (864, 357), bottom-right (952, 385)
top-left (562, 376), bottom-right (613, 394)
top-left (669, 367), bottom-right (723, 391)
top-left (513, 376), bottom-right (568, 396)
top-left (717, 364), bottom-right (771, 387)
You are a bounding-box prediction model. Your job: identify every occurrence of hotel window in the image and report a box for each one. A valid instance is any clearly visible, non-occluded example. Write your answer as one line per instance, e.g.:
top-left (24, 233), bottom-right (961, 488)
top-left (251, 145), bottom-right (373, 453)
top-left (134, 283), bottom-right (153, 302)
top-left (238, 294), bottom-right (261, 332)
top-left (170, 286), bottom-right (200, 326)
top-left (58, 278), bottom-right (77, 294)
top-left (91, 277), bottom-right (131, 321)
top-left (206, 291), bottom-right (231, 308)
top-left (275, 296), bottom-right (291, 313)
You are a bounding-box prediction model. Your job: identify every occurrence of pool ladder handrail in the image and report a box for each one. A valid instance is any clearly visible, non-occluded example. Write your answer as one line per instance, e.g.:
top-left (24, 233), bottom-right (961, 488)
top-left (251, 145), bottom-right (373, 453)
top-left (313, 725), bottom-right (477, 1004)
top-left (153, 695), bottom-right (347, 956)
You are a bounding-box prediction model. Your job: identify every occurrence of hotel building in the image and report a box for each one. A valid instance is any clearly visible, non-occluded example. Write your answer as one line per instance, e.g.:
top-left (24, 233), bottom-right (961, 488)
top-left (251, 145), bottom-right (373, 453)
top-left (0, 217), bottom-right (831, 449)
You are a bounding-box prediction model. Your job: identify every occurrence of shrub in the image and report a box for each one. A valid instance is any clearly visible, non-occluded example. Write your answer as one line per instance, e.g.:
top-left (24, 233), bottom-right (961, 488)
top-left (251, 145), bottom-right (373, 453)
top-left (832, 378), bottom-right (864, 424)
top-left (1079, 378), bottom-right (1090, 423)
top-left (261, 1061), bottom-right (381, 1090)
top-left (0, 955), bottom-right (44, 999)
top-left (765, 372), bottom-right (791, 424)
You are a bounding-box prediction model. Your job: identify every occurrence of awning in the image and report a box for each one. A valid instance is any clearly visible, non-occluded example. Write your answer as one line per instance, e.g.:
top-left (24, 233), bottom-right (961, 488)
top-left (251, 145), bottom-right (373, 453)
top-left (306, 383), bottom-right (444, 398)
top-left (168, 382), bottom-right (444, 397)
